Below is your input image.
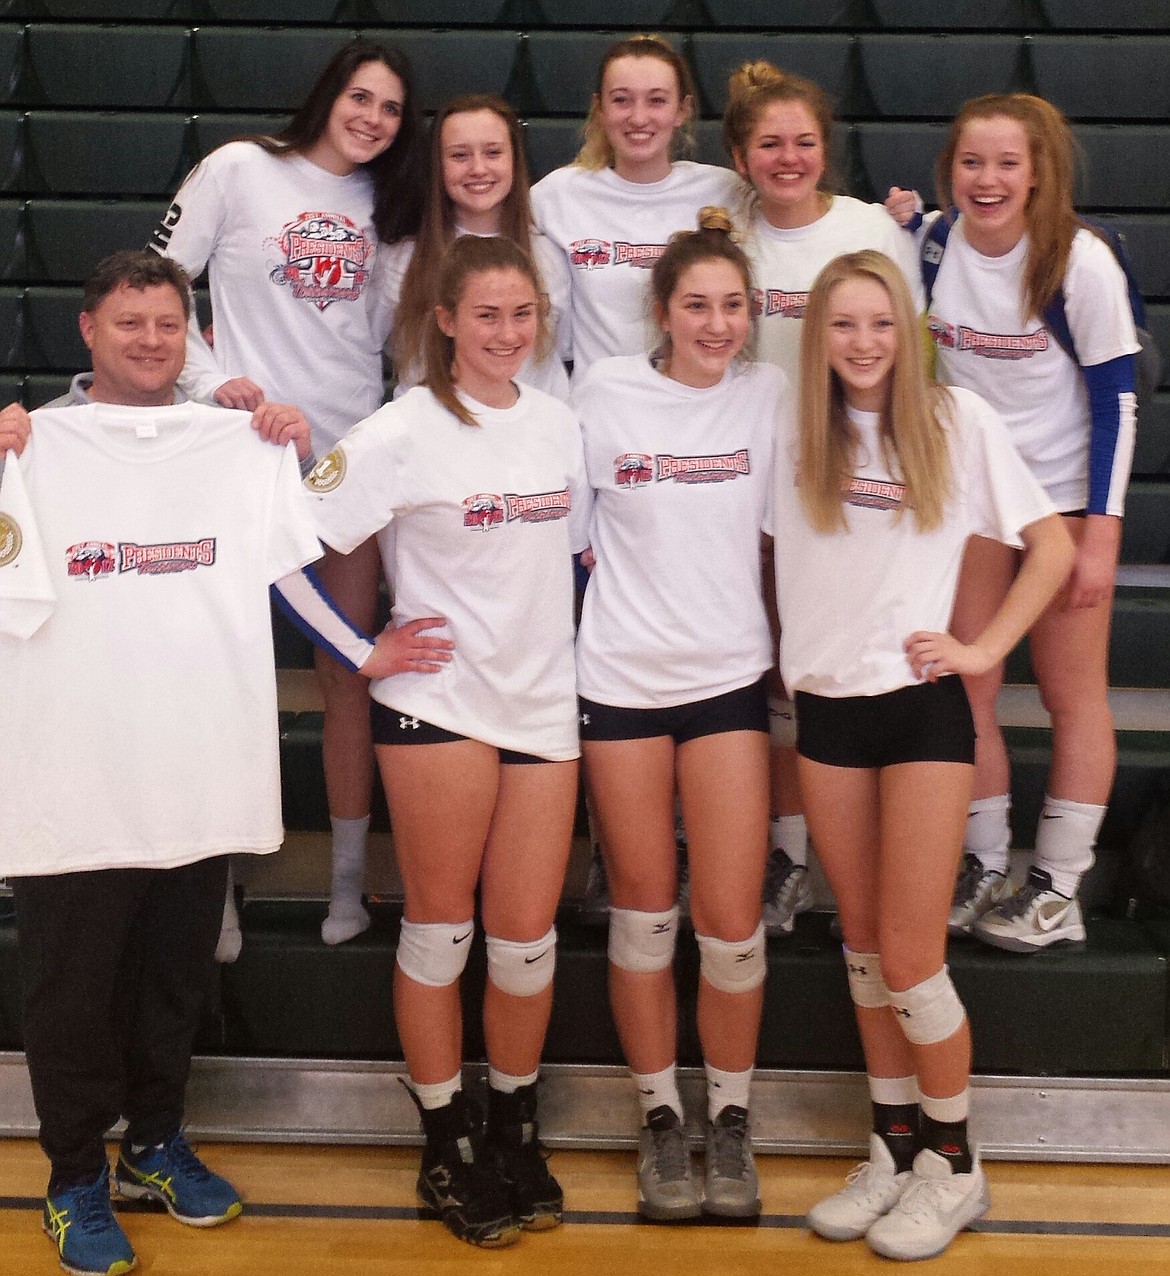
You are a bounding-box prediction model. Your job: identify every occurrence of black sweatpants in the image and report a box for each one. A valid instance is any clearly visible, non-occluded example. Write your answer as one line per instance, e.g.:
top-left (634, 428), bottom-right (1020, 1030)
top-left (11, 855), bottom-right (229, 1190)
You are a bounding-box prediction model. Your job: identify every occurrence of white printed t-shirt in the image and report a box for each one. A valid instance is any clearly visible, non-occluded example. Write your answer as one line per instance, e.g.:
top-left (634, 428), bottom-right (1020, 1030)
top-left (305, 384), bottom-right (590, 761)
top-left (926, 218), bottom-right (1138, 513)
top-left (772, 387), bottom-right (1055, 699)
top-left (572, 354), bottom-right (782, 707)
top-left (0, 404), bottom-right (322, 876)
top-left (531, 161), bottom-right (746, 374)
top-left (153, 141), bottom-right (396, 453)
top-left (741, 195), bottom-right (923, 384)
top-left (381, 230), bottom-right (572, 400)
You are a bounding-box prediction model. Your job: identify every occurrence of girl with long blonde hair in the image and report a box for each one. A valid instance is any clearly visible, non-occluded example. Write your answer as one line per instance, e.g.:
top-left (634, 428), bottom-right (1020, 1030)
top-left (774, 250), bottom-right (1072, 1260)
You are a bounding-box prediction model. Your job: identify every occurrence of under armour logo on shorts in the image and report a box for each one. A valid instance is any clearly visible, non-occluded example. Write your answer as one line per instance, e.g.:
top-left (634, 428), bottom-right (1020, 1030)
top-left (399, 716), bottom-right (420, 730)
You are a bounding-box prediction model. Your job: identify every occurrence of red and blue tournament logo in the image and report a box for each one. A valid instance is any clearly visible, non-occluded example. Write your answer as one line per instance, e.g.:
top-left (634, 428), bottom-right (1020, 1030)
top-left (270, 212), bottom-right (372, 310)
top-left (569, 238), bottom-right (611, 269)
top-left (462, 493), bottom-right (505, 530)
top-left (614, 453), bottom-right (653, 488)
top-left (65, 541), bottom-right (115, 580)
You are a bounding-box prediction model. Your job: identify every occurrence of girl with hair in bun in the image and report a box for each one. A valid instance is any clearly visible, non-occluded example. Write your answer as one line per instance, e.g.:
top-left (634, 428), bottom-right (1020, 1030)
top-left (889, 94), bottom-right (1139, 951)
top-left (775, 250), bottom-right (1071, 1259)
top-left (153, 40), bottom-right (429, 952)
top-left (532, 34), bottom-right (744, 378)
top-left (303, 235), bottom-right (590, 1249)
top-left (722, 60), bottom-right (922, 941)
top-left (570, 207), bottom-right (782, 1222)
top-left (386, 93), bottom-right (571, 400)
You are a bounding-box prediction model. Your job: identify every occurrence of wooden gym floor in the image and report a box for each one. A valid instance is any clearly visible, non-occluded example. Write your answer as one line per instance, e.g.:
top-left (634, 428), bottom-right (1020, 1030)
top-left (3, 1138), bottom-right (1170, 1275)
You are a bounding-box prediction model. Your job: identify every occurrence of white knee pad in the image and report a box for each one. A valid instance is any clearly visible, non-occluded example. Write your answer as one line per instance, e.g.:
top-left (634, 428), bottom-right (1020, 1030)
top-left (843, 949), bottom-right (890, 1009)
top-left (696, 922), bottom-right (767, 994)
top-left (396, 918), bottom-right (474, 988)
top-left (486, 926), bottom-right (557, 997)
top-left (768, 695), bottom-right (798, 749)
top-left (608, 906), bottom-right (679, 973)
top-left (888, 966), bottom-right (966, 1045)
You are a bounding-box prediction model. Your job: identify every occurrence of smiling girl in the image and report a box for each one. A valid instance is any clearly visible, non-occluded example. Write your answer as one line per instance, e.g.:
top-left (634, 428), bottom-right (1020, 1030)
top-left (722, 61), bottom-right (921, 937)
top-left (901, 95), bottom-right (1139, 950)
top-left (304, 235), bottom-right (589, 1248)
top-left (773, 250), bottom-right (1072, 1259)
top-left (532, 34), bottom-right (744, 377)
top-left (152, 41), bottom-right (428, 951)
top-left (387, 94), bottom-right (570, 400)
top-left (571, 208), bottom-right (783, 1222)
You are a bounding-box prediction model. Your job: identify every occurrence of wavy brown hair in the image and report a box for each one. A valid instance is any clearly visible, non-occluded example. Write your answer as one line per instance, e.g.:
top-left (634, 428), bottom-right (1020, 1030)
top-left (936, 93), bottom-right (1078, 320)
top-left (393, 95), bottom-right (547, 380)
top-left (649, 205), bottom-right (756, 362)
top-left (798, 250), bottom-right (953, 534)
top-left (423, 236), bottom-right (548, 428)
top-left (574, 34), bottom-right (696, 171)
top-left (723, 60), bottom-right (841, 200)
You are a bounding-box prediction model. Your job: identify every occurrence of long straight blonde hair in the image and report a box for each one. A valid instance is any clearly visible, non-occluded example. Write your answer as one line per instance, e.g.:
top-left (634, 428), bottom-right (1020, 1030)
top-left (798, 250), bottom-right (953, 534)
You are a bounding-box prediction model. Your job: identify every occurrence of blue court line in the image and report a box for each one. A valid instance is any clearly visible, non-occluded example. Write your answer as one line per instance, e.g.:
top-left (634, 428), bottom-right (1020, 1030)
top-left (3, 1196), bottom-right (1170, 1237)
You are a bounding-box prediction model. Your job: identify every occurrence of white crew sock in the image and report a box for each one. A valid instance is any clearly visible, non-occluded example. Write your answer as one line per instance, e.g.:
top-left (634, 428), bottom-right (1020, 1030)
top-left (632, 1064), bottom-right (684, 1123)
top-left (704, 1062), bottom-right (752, 1121)
top-left (965, 794), bottom-right (1011, 876)
top-left (322, 814), bottom-right (371, 945)
top-left (1034, 795), bottom-right (1104, 897)
top-left (770, 814), bottom-right (808, 867)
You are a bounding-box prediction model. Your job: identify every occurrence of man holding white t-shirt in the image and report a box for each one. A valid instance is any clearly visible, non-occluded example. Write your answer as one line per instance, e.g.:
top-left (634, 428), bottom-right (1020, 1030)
top-left (0, 251), bottom-right (323, 1276)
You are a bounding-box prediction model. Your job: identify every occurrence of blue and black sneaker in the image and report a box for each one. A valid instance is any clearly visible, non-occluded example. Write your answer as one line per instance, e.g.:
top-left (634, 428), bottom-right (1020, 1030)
top-left (43, 1166), bottom-right (136, 1276)
top-left (115, 1131), bottom-right (241, 1227)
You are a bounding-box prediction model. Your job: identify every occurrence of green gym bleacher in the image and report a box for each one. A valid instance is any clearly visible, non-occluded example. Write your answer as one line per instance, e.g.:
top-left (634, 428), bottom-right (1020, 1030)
top-left (1, 1), bottom-right (1169, 1152)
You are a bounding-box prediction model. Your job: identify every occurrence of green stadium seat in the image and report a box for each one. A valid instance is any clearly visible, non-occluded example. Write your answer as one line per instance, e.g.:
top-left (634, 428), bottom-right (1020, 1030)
top-left (705, 0), bottom-right (870, 28)
top-left (0, 285), bottom-right (20, 366)
top-left (24, 111), bottom-right (188, 196)
top-left (26, 24), bottom-right (190, 108)
top-left (202, 0), bottom-right (345, 18)
top-left (0, 198), bottom-right (21, 278)
top-left (526, 31), bottom-right (630, 115)
top-left (690, 33), bottom-right (855, 117)
top-left (191, 113), bottom-right (289, 159)
top-left (872, 0), bottom-right (1034, 27)
top-left (1038, 0), bottom-right (1170, 29)
top-left (193, 27), bottom-right (356, 112)
top-left (858, 34), bottom-right (1024, 118)
top-left (1121, 481), bottom-right (1170, 564)
top-left (1146, 304), bottom-right (1170, 389)
top-left (1075, 126), bottom-right (1170, 210)
top-left (0, 371), bottom-right (21, 405)
top-left (854, 121), bottom-right (946, 204)
top-left (366, 30), bottom-right (520, 113)
top-left (1098, 214), bottom-right (1170, 300)
top-left (364, 0), bottom-right (516, 22)
top-left (1031, 37), bottom-right (1170, 121)
top-left (22, 285), bottom-right (84, 369)
top-left (0, 111), bottom-right (19, 192)
top-left (24, 198), bottom-right (167, 283)
top-left (0, 25), bottom-right (20, 105)
top-left (22, 1), bottom-right (193, 15)
top-left (522, 117), bottom-right (581, 182)
top-left (24, 371), bottom-right (73, 405)
top-left (1134, 394), bottom-right (1170, 478)
top-left (529, 0), bottom-right (680, 25)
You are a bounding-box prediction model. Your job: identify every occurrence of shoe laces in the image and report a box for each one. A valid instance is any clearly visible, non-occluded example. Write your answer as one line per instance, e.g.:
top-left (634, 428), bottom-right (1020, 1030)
top-left (161, 1132), bottom-right (213, 1182)
top-left (952, 854), bottom-right (984, 905)
top-left (648, 1123), bottom-right (691, 1184)
top-left (709, 1118), bottom-right (750, 1181)
top-left (996, 873), bottom-right (1055, 922)
top-left (70, 1175), bottom-right (119, 1233)
top-left (763, 847), bottom-right (795, 898)
top-left (890, 1172), bottom-right (958, 1222)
